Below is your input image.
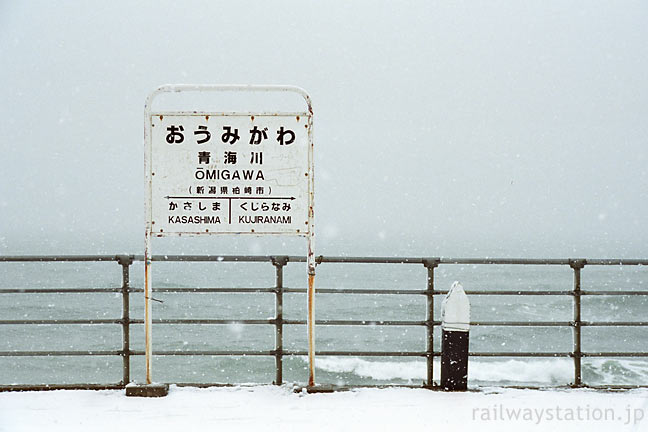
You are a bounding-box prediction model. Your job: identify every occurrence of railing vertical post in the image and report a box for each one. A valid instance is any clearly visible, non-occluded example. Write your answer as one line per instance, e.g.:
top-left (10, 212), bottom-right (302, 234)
top-left (272, 256), bottom-right (288, 385)
top-left (117, 255), bottom-right (133, 387)
top-left (423, 258), bottom-right (440, 388)
top-left (570, 259), bottom-right (586, 387)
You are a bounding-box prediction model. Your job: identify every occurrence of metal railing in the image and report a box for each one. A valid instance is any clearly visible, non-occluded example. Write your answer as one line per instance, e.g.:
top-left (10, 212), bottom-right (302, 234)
top-left (0, 255), bottom-right (647, 391)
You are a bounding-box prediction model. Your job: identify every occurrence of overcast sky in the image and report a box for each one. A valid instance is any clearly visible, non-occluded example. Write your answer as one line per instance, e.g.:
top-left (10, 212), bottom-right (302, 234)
top-left (1, 1), bottom-right (646, 257)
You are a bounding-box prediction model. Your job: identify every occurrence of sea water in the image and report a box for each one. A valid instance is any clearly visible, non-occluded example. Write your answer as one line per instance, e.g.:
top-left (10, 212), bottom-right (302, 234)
top-left (1, 259), bottom-right (646, 387)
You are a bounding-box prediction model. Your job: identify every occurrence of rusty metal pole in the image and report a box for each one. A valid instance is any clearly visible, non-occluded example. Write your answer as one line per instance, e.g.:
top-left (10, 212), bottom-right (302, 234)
top-left (143, 92), bottom-right (155, 388)
top-left (272, 256), bottom-right (287, 385)
top-left (118, 255), bottom-right (133, 386)
top-left (307, 260), bottom-right (315, 387)
top-left (144, 233), bottom-right (153, 384)
top-left (306, 99), bottom-right (316, 388)
top-left (423, 259), bottom-right (439, 388)
top-left (570, 259), bottom-right (585, 387)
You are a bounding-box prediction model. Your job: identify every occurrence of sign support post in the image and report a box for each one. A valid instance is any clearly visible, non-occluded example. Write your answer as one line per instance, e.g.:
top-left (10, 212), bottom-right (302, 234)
top-left (144, 229), bottom-right (153, 385)
top-left (128, 85), bottom-right (316, 396)
top-left (307, 104), bottom-right (316, 386)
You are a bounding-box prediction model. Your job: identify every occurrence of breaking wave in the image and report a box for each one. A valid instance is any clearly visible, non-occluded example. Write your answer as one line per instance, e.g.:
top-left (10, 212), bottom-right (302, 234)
top-left (307, 357), bottom-right (648, 386)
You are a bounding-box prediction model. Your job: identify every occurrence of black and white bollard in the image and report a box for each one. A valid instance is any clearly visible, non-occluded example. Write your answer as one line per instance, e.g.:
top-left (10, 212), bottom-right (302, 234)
top-left (441, 281), bottom-right (470, 391)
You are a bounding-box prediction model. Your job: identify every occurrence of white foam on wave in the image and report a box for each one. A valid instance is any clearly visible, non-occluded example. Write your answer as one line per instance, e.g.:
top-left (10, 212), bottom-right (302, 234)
top-left (469, 359), bottom-right (573, 383)
top-left (315, 357), bottom-right (427, 382)
top-left (583, 358), bottom-right (648, 385)
top-left (308, 357), bottom-right (648, 385)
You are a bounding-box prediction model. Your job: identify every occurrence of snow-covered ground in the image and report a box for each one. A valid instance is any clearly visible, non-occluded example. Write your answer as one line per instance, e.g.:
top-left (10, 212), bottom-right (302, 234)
top-left (1, 386), bottom-right (647, 432)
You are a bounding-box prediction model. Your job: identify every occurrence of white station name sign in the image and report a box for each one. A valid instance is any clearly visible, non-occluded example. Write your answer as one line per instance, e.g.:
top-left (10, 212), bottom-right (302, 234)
top-left (150, 113), bottom-right (310, 235)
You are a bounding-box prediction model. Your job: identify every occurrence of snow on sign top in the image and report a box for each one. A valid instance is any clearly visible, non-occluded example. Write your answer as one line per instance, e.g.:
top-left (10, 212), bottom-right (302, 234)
top-left (148, 113), bottom-right (312, 236)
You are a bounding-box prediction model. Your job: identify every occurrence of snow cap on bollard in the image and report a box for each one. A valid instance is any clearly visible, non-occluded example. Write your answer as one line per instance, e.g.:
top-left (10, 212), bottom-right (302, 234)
top-left (441, 281), bottom-right (470, 332)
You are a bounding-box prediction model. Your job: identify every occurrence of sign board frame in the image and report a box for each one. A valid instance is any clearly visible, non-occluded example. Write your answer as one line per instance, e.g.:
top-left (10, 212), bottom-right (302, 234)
top-left (143, 85), bottom-right (316, 386)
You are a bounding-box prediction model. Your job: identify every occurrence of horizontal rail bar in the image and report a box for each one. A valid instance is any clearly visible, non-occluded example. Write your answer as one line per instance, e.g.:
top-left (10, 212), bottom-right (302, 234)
top-left (436, 290), bottom-right (648, 296)
top-left (282, 320), bottom-right (428, 326)
top-left (0, 288), bottom-right (124, 294)
top-left (470, 352), bottom-right (648, 357)
top-left (441, 258), bottom-right (572, 265)
top-left (0, 319), bottom-right (123, 325)
top-left (122, 350), bottom-right (434, 357)
top-left (150, 255), bottom-right (274, 262)
top-left (0, 255), bottom-right (126, 262)
top-left (0, 319), bottom-right (276, 326)
top-left (583, 385), bottom-right (648, 390)
top-left (125, 288), bottom-right (275, 294)
top-left (314, 257), bottom-right (429, 264)
top-left (0, 351), bottom-right (123, 357)
top-left (469, 352), bottom-right (571, 357)
top-left (2, 382), bottom-right (646, 392)
top-left (581, 321), bottom-right (648, 326)
top-left (5, 319), bottom-right (647, 328)
top-left (145, 287), bottom-right (276, 294)
top-left (443, 290), bottom-right (573, 296)
top-left (581, 352), bottom-right (648, 357)
top-left (170, 383), bottom-right (648, 390)
top-left (129, 350), bottom-right (274, 356)
top-left (282, 351), bottom-right (429, 357)
top-left (584, 259), bottom-right (648, 265)
top-left (133, 319), bottom-right (275, 325)
top-left (4, 349), bottom-right (647, 359)
top-left (3, 287), bottom-right (648, 296)
top-left (471, 321), bottom-right (648, 327)
top-left (1, 255), bottom-right (646, 265)
top-left (284, 288), bottom-right (428, 295)
top-left (0, 384), bottom-right (125, 392)
top-left (471, 321), bottom-right (572, 327)
top-left (580, 291), bottom-right (648, 296)
top-left (317, 257), bottom-right (648, 265)
top-left (133, 319), bottom-right (430, 326)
